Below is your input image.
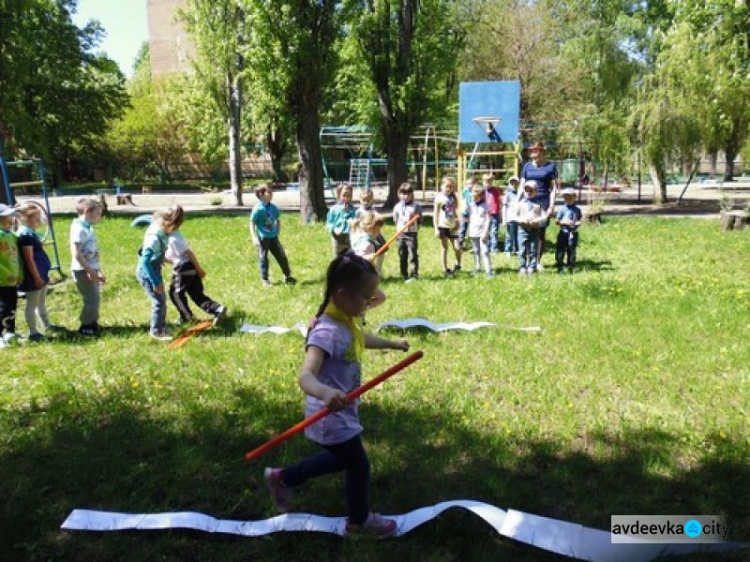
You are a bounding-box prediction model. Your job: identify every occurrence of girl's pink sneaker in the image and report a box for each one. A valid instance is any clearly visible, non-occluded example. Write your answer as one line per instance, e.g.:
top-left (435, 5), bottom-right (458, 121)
top-left (345, 512), bottom-right (397, 538)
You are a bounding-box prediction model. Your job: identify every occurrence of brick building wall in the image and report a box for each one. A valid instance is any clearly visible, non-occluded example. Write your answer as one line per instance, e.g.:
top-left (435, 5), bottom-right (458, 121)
top-left (147, 0), bottom-right (195, 77)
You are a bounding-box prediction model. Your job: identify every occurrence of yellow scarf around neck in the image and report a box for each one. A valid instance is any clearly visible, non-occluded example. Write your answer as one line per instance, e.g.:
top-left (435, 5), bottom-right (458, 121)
top-left (323, 301), bottom-right (364, 363)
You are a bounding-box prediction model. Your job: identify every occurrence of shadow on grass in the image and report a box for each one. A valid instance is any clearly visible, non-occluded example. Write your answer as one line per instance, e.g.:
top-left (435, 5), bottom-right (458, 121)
top-left (1, 387), bottom-right (748, 561)
top-left (572, 258), bottom-right (615, 272)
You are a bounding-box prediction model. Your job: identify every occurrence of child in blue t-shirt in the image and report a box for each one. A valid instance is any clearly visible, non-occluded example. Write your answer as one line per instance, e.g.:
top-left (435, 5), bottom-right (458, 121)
top-left (137, 206), bottom-right (184, 341)
top-left (250, 185), bottom-right (296, 288)
top-left (326, 183), bottom-right (357, 256)
top-left (555, 188), bottom-right (583, 273)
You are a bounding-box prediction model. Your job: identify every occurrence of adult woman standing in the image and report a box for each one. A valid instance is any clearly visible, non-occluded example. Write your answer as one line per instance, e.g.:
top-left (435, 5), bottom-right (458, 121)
top-left (519, 141), bottom-right (560, 269)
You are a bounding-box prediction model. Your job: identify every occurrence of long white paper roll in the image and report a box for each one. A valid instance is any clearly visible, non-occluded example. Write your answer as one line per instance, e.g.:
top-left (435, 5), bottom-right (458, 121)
top-left (61, 500), bottom-right (746, 561)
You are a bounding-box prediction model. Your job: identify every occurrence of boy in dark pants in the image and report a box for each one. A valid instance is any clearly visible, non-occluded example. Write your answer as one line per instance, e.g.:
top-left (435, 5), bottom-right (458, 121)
top-left (166, 229), bottom-right (226, 326)
top-left (555, 188), bottom-right (583, 273)
top-left (0, 204), bottom-right (22, 346)
top-left (250, 185), bottom-right (296, 288)
top-left (392, 183), bottom-right (422, 281)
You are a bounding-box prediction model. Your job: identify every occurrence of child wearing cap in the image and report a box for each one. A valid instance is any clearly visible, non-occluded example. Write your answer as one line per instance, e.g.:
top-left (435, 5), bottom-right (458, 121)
top-left (517, 181), bottom-right (544, 275)
top-left (555, 188), bottom-right (583, 273)
top-left (482, 173), bottom-right (502, 253)
top-left (0, 204), bottom-right (22, 346)
top-left (503, 176), bottom-right (520, 256)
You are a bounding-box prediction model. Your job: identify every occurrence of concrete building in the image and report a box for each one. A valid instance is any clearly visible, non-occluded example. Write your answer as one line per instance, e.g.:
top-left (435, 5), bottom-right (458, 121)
top-left (146, 0), bottom-right (194, 77)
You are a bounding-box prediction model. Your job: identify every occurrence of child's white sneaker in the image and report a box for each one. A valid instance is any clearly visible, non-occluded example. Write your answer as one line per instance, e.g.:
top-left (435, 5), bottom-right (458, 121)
top-left (213, 306), bottom-right (227, 327)
top-left (150, 330), bottom-right (173, 342)
top-left (3, 332), bottom-right (20, 345)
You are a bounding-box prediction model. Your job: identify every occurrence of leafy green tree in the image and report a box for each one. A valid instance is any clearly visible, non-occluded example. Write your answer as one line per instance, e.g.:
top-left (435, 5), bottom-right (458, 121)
top-left (353, 0), bottom-right (460, 206)
top-left (462, 0), bottom-right (568, 125)
top-left (551, 0), bottom-right (639, 185)
top-left (0, 0), bottom-right (127, 186)
top-left (669, 0), bottom-right (750, 180)
top-left (243, 0), bottom-right (343, 222)
top-left (181, 0), bottom-right (248, 205)
top-left (244, 22), bottom-right (297, 184)
top-left (104, 44), bottom-right (187, 184)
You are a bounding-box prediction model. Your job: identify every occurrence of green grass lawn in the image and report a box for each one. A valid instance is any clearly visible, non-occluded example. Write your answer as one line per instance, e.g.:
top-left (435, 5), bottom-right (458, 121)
top-left (1, 213), bottom-right (748, 561)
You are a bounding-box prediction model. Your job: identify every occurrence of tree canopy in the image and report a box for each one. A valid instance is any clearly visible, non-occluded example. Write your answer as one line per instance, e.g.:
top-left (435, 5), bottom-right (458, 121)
top-left (0, 0), bottom-right (127, 185)
top-left (2, 0), bottom-right (748, 203)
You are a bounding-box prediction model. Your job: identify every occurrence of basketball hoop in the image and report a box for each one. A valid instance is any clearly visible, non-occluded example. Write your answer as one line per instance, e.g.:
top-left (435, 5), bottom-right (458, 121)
top-left (472, 116), bottom-right (502, 142)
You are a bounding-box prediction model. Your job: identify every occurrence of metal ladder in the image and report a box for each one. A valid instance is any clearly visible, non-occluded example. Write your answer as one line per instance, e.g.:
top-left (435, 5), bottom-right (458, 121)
top-left (0, 157), bottom-right (64, 280)
top-left (349, 158), bottom-right (372, 189)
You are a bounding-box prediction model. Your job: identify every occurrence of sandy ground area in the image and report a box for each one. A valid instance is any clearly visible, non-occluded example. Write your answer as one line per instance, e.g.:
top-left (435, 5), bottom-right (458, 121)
top-left (13, 178), bottom-right (750, 219)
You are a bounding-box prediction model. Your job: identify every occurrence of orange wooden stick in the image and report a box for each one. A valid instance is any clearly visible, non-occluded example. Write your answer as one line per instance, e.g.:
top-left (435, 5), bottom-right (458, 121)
top-left (374, 214), bottom-right (420, 257)
top-left (244, 350), bottom-right (424, 462)
top-left (168, 320), bottom-right (213, 350)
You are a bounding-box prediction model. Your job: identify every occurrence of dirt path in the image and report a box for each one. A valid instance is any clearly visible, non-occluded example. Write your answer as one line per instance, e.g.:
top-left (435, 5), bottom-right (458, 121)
top-left (15, 179), bottom-right (750, 219)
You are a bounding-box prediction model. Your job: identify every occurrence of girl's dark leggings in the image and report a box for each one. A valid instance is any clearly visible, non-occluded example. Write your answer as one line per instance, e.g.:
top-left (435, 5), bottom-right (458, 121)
top-left (282, 434), bottom-right (370, 524)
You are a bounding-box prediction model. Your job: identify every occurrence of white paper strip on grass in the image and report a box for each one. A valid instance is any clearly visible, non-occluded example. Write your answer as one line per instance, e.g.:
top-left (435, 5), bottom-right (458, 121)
top-left (61, 501), bottom-right (746, 561)
top-left (376, 318), bottom-right (541, 333)
top-left (239, 322), bottom-right (308, 336)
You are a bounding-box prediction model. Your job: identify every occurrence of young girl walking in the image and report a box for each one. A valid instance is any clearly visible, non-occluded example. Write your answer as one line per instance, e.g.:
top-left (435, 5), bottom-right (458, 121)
top-left (264, 252), bottom-right (409, 538)
top-left (16, 204), bottom-right (56, 341)
top-left (136, 206), bottom-right (184, 341)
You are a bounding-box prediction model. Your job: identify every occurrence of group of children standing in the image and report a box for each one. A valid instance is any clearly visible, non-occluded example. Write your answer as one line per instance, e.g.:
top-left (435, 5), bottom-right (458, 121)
top-left (0, 171), bottom-right (582, 344)
top-left (315, 173), bottom-right (583, 282)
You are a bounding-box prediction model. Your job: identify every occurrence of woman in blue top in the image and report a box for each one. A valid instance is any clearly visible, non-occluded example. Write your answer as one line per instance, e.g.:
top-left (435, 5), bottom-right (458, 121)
top-left (519, 141), bottom-right (560, 269)
top-left (136, 206), bottom-right (184, 341)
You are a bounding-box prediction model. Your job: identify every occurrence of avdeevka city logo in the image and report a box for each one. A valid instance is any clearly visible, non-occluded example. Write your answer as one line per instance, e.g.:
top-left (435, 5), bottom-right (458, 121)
top-left (684, 519), bottom-right (702, 538)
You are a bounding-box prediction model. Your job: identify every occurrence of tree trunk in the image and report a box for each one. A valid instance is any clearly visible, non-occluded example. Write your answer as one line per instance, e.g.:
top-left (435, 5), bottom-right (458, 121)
top-left (385, 129), bottom-right (409, 208)
top-left (723, 148), bottom-right (737, 182)
top-left (723, 119), bottom-right (743, 182)
top-left (267, 127), bottom-right (286, 183)
top-left (227, 73), bottom-right (244, 206)
top-left (296, 105), bottom-right (327, 223)
top-left (647, 161), bottom-right (667, 204)
top-left (710, 151), bottom-right (718, 176)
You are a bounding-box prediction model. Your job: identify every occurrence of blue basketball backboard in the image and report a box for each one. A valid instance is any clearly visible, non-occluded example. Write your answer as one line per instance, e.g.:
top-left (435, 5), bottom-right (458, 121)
top-left (459, 81), bottom-right (521, 144)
